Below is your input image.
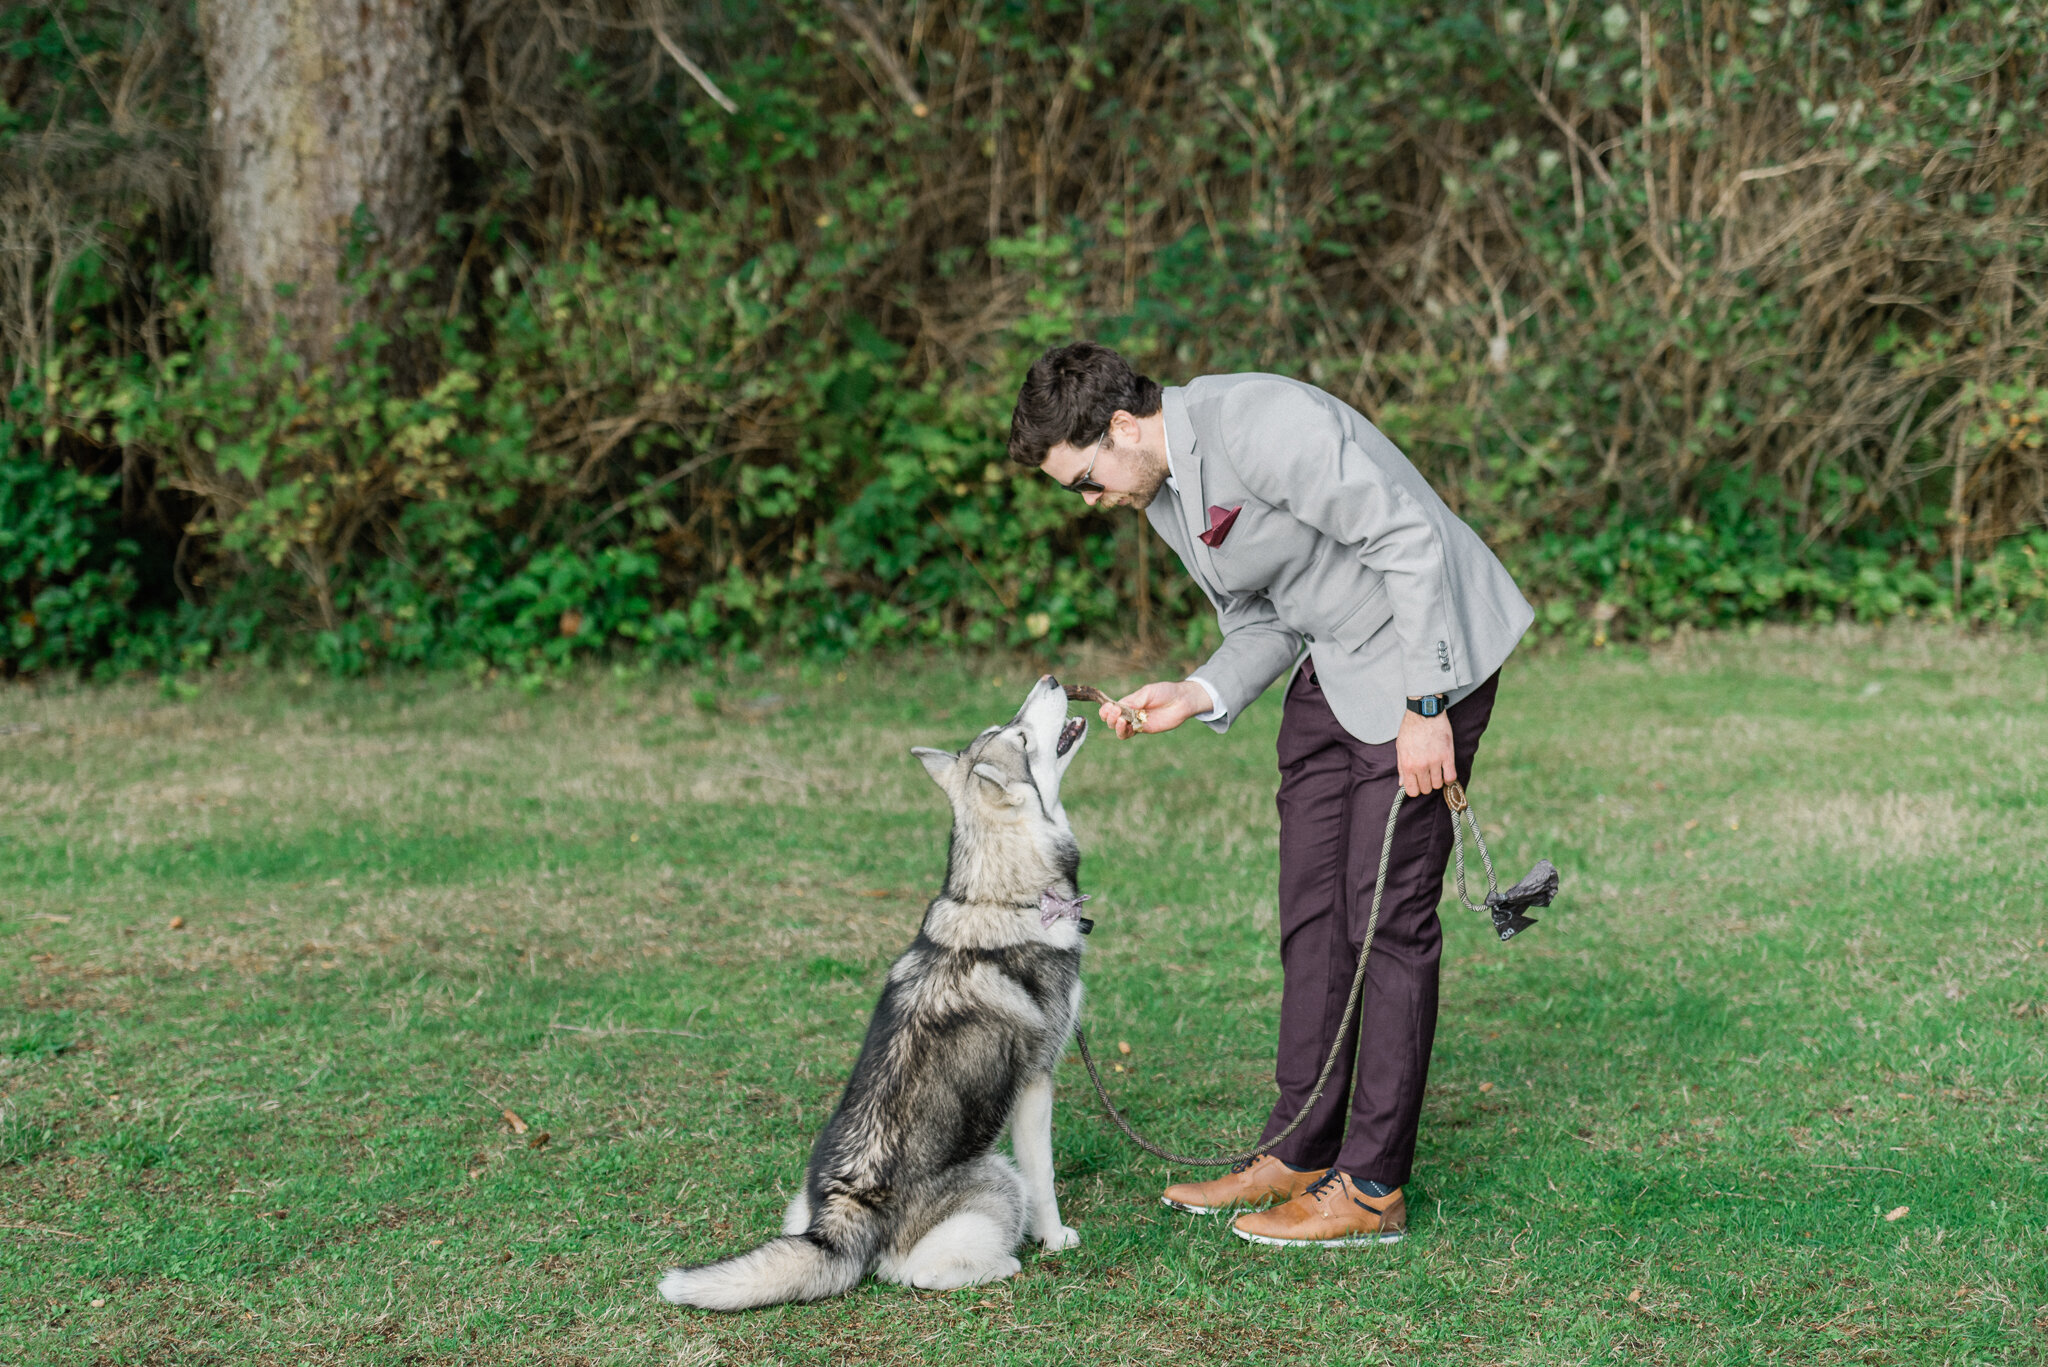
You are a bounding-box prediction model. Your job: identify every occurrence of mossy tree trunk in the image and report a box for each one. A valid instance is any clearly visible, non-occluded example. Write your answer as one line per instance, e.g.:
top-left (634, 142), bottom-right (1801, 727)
top-left (199, 0), bottom-right (452, 357)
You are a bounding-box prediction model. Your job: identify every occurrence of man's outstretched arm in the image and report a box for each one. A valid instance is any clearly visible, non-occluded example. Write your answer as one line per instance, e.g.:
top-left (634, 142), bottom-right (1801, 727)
top-left (1098, 587), bottom-right (1298, 739)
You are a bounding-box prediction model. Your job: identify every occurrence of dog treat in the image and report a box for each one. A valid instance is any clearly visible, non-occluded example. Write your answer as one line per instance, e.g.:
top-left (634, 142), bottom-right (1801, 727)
top-left (1063, 684), bottom-right (1147, 734)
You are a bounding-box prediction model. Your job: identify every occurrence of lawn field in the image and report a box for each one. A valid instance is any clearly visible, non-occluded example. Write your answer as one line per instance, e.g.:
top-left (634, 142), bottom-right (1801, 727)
top-left (2, 629), bottom-right (2045, 1365)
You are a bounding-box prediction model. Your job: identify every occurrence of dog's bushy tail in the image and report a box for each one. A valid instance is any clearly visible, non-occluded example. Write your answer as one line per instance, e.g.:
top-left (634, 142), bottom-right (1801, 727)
top-left (658, 1232), bottom-right (865, 1311)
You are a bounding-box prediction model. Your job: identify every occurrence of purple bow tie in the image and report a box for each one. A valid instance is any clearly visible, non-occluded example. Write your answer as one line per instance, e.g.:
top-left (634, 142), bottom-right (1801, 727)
top-left (1039, 890), bottom-right (1091, 929)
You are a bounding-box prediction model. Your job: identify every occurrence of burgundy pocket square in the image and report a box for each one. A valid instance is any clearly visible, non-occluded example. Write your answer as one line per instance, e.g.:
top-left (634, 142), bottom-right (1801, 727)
top-left (1198, 504), bottom-right (1241, 548)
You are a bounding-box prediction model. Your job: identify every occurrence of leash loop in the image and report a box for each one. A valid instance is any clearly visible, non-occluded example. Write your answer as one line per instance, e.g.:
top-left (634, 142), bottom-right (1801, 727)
top-left (1444, 779), bottom-right (1500, 913)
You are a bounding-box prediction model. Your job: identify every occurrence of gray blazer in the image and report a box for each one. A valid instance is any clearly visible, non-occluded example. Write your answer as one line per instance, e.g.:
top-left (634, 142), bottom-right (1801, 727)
top-left (1145, 374), bottom-right (1534, 745)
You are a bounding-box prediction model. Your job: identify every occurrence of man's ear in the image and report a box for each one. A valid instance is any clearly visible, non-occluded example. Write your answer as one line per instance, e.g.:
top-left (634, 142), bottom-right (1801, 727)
top-left (911, 746), bottom-right (956, 788)
top-left (971, 762), bottom-right (1022, 804)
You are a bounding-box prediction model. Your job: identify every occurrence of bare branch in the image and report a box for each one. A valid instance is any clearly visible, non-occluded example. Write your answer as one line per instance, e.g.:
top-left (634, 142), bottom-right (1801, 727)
top-left (825, 0), bottom-right (928, 116)
top-left (649, 17), bottom-right (737, 114)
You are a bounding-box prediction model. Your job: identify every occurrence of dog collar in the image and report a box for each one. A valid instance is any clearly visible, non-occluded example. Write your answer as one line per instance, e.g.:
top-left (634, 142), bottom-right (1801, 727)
top-left (1039, 890), bottom-right (1094, 935)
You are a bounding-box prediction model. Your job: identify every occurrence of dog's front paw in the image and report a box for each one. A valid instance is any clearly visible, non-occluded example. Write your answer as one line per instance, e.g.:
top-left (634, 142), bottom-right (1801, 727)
top-left (1037, 1225), bottom-right (1081, 1253)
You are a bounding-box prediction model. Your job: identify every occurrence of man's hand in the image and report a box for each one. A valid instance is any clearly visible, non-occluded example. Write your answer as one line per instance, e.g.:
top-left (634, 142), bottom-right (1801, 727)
top-left (1396, 708), bottom-right (1456, 798)
top-left (1100, 680), bottom-right (1210, 738)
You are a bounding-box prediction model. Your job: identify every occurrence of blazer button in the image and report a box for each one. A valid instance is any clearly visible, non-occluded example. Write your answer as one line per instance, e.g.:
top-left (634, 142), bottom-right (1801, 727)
top-left (1302, 633), bottom-right (1315, 643)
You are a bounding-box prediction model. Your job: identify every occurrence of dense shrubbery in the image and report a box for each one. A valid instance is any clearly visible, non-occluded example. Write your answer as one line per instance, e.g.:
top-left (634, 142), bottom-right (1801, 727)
top-left (5, 0), bottom-right (2047, 679)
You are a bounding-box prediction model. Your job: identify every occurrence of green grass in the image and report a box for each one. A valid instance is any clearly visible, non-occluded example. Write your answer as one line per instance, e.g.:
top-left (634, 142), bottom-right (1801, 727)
top-left (2, 629), bottom-right (2045, 1365)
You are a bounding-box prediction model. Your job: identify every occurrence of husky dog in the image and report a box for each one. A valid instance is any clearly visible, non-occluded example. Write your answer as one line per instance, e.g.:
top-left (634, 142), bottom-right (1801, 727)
top-left (659, 675), bottom-right (1092, 1311)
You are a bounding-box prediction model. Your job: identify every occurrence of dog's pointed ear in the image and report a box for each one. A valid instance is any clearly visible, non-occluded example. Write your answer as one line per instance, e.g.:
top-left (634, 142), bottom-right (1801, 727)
top-left (971, 762), bottom-right (1022, 804)
top-left (911, 746), bottom-right (956, 787)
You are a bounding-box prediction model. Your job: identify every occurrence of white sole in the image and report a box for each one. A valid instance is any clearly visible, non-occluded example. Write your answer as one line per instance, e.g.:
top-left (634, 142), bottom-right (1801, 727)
top-left (1231, 1225), bottom-right (1405, 1248)
top-left (1161, 1196), bottom-right (1248, 1216)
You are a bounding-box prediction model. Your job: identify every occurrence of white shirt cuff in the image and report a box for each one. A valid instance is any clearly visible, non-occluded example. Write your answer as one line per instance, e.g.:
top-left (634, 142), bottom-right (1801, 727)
top-left (1186, 676), bottom-right (1227, 722)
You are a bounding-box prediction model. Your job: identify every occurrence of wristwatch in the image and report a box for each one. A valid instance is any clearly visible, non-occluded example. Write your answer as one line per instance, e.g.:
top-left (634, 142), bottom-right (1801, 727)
top-left (1406, 693), bottom-right (1449, 718)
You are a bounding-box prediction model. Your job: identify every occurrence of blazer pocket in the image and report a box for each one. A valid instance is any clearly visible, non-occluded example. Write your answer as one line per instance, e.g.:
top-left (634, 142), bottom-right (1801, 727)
top-left (1207, 504), bottom-right (1288, 593)
top-left (1325, 584), bottom-right (1394, 651)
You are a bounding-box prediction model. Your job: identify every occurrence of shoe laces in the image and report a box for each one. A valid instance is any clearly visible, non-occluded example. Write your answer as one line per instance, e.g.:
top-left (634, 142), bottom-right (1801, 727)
top-left (1228, 1155), bottom-right (1264, 1175)
top-left (1303, 1169), bottom-right (1344, 1199)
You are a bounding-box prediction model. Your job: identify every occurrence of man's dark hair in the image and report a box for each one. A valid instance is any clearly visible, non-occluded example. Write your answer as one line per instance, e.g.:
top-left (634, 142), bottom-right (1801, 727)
top-left (1007, 342), bottom-right (1163, 467)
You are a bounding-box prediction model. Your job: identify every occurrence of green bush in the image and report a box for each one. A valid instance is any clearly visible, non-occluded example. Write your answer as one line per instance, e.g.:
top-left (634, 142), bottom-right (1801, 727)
top-left (5, 1), bottom-right (2046, 676)
top-left (0, 433), bottom-right (143, 677)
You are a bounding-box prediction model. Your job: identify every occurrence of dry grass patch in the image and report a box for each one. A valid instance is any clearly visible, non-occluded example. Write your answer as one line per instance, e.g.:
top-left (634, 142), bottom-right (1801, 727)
top-left (1771, 790), bottom-right (1981, 864)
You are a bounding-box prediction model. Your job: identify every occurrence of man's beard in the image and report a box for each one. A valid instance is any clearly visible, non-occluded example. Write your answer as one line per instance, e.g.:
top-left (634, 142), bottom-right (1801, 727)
top-left (1095, 447), bottom-right (1169, 510)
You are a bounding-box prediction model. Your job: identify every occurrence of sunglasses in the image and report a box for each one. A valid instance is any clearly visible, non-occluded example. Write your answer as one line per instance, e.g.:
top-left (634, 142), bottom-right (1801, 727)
top-left (1055, 435), bottom-right (1109, 494)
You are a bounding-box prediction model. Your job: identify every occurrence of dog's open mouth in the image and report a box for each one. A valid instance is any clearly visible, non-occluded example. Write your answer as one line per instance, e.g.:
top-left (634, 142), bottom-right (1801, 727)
top-left (1056, 717), bottom-right (1085, 757)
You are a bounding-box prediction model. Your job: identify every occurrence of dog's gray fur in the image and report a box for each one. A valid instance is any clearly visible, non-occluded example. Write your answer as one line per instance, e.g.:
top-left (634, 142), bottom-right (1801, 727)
top-left (659, 675), bottom-right (1090, 1310)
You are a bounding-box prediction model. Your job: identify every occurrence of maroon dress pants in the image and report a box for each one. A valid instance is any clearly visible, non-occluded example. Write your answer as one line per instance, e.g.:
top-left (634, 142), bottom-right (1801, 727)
top-left (1257, 663), bottom-right (1500, 1188)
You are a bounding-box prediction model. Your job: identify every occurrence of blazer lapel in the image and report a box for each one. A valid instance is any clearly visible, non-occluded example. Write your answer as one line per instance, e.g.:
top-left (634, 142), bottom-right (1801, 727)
top-left (1163, 388), bottom-right (1223, 589)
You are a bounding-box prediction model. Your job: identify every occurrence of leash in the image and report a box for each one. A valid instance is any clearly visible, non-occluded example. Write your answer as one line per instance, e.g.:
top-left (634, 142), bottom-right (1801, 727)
top-left (1071, 781), bottom-right (1558, 1167)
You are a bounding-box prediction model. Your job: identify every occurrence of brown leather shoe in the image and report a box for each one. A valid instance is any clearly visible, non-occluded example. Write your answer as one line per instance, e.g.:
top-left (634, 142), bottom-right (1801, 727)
top-left (1161, 1155), bottom-right (1328, 1215)
top-left (1230, 1171), bottom-right (1407, 1246)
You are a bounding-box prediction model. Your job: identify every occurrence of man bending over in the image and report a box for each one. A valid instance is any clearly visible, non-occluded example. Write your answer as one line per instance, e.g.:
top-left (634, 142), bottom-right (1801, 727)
top-left (1008, 342), bottom-right (1533, 1247)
